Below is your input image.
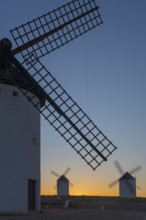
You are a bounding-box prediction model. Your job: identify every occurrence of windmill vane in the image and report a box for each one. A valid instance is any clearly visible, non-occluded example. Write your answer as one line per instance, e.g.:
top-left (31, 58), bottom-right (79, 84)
top-left (109, 161), bottom-right (142, 198)
top-left (11, 0), bottom-right (102, 60)
top-left (51, 167), bottom-right (73, 196)
top-left (0, 0), bottom-right (117, 171)
top-left (15, 57), bottom-right (117, 170)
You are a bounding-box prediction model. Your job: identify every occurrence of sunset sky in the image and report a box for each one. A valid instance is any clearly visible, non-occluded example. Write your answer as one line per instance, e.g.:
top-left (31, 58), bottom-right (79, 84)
top-left (1, 0), bottom-right (146, 197)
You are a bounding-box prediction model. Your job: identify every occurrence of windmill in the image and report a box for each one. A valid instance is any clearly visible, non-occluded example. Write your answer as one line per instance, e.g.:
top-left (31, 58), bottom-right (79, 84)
top-left (0, 0), bottom-right (117, 214)
top-left (109, 161), bottom-right (142, 198)
top-left (51, 167), bottom-right (73, 196)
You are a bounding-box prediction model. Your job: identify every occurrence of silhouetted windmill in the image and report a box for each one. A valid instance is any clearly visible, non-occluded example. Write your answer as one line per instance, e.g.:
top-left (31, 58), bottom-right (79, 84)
top-left (0, 0), bottom-right (117, 213)
top-left (109, 161), bottom-right (142, 198)
top-left (9, 0), bottom-right (117, 170)
top-left (51, 167), bottom-right (73, 196)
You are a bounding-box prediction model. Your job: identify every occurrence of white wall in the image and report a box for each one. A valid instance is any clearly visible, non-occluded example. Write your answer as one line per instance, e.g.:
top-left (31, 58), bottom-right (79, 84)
top-left (119, 178), bottom-right (136, 198)
top-left (57, 180), bottom-right (69, 196)
top-left (0, 84), bottom-right (40, 214)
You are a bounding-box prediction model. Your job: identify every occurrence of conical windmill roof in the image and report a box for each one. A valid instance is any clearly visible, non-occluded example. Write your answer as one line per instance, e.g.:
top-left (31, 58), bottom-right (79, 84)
top-left (57, 175), bottom-right (69, 182)
top-left (119, 172), bottom-right (135, 181)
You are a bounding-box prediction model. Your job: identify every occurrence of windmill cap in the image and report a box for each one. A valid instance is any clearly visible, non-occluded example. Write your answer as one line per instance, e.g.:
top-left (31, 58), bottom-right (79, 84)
top-left (119, 172), bottom-right (135, 180)
top-left (0, 38), bottom-right (12, 50)
top-left (57, 175), bottom-right (69, 182)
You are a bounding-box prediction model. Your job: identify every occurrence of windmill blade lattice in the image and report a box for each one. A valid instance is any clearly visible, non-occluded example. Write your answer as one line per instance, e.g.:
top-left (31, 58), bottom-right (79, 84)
top-left (128, 165), bottom-right (142, 175)
top-left (11, 55), bottom-right (117, 170)
top-left (11, 0), bottom-right (102, 60)
top-left (63, 167), bottom-right (71, 176)
top-left (51, 171), bottom-right (60, 178)
top-left (108, 177), bottom-right (120, 188)
top-left (1, 0), bottom-right (118, 170)
top-left (114, 160), bottom-right (125, 175)
top-left (63, 167), bottom-right (74, 186)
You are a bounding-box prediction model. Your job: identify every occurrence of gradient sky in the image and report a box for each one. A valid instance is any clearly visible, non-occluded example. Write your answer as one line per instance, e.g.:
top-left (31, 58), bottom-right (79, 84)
top-left (1, 0), bottom-right (146, 197)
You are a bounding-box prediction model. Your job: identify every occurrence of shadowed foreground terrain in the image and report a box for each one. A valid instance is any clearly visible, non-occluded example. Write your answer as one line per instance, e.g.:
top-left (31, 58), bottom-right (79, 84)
top-left (1, 196), bottom-right (146, 220)
top-left (1, 209), bottom-right (146, 220)
top-left (41, 195), bottom-right (146, 211)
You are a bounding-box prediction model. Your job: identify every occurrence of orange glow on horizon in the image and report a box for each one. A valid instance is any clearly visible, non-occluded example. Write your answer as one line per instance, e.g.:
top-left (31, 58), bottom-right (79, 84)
top-left (41, 159), bottom-right (145, 198)
top-left (41, 185), bottom-right (118, 197)
top-left (41, 183), bottom-right (146, 198)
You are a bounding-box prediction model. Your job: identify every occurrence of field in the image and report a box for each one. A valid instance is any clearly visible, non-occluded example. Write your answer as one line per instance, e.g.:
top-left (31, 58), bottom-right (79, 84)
top-left (41, 195), bottom-right (146, 211)
top-left (1, 196), bottom-right (146, 220)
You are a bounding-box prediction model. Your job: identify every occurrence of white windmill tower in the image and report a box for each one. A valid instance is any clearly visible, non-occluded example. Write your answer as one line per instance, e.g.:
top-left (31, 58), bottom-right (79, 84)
top-left (0, 40), bottom-right (42, 213)
top-left (0, 0), bottom-right (117, 214)
top-left (51, 167), bottom-right (73, 196)
top-left (109, 161), bottom-right (142, 198)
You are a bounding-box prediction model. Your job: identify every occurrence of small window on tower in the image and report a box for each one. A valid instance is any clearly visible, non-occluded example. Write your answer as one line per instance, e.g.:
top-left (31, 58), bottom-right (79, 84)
top-left (33, 138), bottom-right (37, 146)
top-left (13, 90), bottom-right (18, 97)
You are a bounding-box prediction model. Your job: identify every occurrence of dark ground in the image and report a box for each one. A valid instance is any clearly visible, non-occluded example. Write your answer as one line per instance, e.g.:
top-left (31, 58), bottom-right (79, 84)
top-left (42, 195), bottom-right (146, 211)
top-left (1, 196), bottom-right (146, 220)
top-left (1, 209), bottom-right (146, 220)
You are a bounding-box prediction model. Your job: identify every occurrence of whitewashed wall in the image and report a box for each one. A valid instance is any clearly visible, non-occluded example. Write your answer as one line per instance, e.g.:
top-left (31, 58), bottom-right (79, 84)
top-left (119, 178), bottom-right (136, 198)
top-left (0, 84), bottom-right (40, 214)
top-left (57, 177), bottom-right (69, 196)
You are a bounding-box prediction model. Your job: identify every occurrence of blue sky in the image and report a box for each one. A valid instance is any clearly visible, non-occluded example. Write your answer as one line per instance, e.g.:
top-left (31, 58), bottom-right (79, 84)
top-left (1, 0), bottom-right (146, 196)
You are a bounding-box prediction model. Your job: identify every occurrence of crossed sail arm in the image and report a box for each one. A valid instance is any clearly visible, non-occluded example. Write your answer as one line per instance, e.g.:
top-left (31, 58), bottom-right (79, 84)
top-left (11, 55), bottom-right (117, 170)
top-left (10, 0), bottom-right (102, 60)
top-left (8, 0), bottom-right (117, 170)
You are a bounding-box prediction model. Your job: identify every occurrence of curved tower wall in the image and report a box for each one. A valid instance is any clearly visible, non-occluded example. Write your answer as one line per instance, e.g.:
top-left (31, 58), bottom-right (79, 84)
top-left (57, 176), bottom-right (69, 196)
top-left (119, 178), bottom-right (136, 198)
top-left (0, 84), bottom-right (40, 214)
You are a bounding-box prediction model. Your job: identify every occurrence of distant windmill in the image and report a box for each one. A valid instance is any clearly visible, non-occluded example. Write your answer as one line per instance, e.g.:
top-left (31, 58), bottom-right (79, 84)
top-left (109, 161), bottom-right (142, 198)
top-left (51, 167), bottom-right (73, 196)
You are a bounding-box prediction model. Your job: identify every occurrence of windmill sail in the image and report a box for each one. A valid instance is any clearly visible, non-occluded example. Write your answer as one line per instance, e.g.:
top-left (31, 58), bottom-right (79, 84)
top-left (4, 0), bottom-right (117, 170)
top-left (10, 0), bottom-right (102, 60)
top-left (11, 55), bottom-right (117, 170)
top-left (128, 166), bottom-right (142, 175)
top-left (114, 160), bottom-right (125, 175)
top-left (109, 161), bottom-right (142, 196)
